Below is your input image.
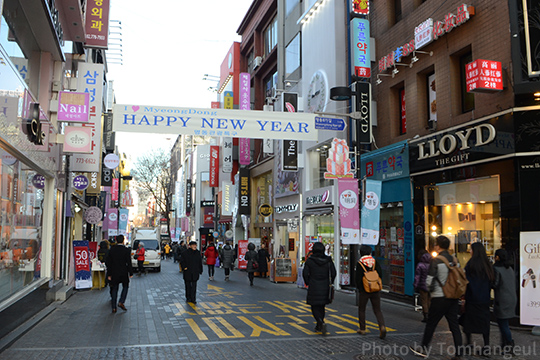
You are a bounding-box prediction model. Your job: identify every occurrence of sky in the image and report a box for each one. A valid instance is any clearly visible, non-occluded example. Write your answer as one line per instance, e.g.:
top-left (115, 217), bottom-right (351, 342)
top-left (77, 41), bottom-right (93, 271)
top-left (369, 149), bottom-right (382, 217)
top-left (107, 0), bottom-right (253, 163)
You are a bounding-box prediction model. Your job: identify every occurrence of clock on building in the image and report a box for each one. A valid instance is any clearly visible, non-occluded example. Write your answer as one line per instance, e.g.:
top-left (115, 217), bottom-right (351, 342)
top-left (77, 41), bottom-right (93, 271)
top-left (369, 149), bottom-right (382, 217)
top-left (307, 70), bottom-right (328, 113)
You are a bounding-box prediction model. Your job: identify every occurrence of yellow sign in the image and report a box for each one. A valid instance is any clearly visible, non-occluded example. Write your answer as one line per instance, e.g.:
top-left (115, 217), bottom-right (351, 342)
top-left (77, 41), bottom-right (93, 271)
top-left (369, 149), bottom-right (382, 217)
top-left (259, 203), bottom-right (273, 217)
top-left (224, 91), bottom-right (233, 109)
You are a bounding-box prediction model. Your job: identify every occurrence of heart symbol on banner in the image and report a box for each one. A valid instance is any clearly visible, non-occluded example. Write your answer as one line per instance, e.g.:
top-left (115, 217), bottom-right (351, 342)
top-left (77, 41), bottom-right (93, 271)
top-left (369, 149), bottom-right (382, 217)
top-left (132, 106), bottom-right (140, 112)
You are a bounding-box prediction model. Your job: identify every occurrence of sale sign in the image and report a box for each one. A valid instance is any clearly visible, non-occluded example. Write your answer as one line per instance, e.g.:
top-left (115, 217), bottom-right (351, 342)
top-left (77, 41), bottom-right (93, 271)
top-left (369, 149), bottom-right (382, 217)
top-left (73, 240), bottom-right (91, 289)
top-left (466, 59), bottom-right (503, 93)
top-left (238, 240), bottom-right (248, 270)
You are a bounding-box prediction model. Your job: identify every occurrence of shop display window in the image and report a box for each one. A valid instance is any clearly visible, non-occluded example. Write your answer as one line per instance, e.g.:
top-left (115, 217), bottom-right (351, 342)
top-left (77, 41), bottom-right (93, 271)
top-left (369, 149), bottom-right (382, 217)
top-left (305, 215), bottom-right (334, 259)
top-left (0, 155), bottom-right (44, 303)
top-left (424, 176), bottom-right (501, 266)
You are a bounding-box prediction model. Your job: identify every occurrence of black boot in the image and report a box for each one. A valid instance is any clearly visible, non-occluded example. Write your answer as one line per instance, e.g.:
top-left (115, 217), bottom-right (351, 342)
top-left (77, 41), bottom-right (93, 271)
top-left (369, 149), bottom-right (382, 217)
top-left (421, 313), bottom-right (428, 323)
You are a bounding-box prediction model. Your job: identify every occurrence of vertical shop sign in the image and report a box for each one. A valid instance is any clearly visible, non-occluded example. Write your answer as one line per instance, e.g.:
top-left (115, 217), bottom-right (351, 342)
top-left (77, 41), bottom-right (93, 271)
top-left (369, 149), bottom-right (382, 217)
top-left (73, 240), bottom-right (91, 289)
top-left (415, 19), bottom-right (434, 50)
top-left (361, 179), bottom-right (382, 245)
top-left (239, 138), bottom-right (250, 165)
top-left (338, 178), bottom-right (360, 244)
top-left (350, 18), bottom-right (371, 78)
top-left (107, 209), bottom-right (118, 237)
top-left (238, 240), bottom-right (249, 270)
top-left (111, 178), bottom-right (119, 201)
top-left (238, 168), bottom-right (250, 215)
top-left (356, 82), bottom-right (372, 144)
top-left (210, 146), bottom-right (219, 187)
top-left (240, 73), bottom-right (251, 110)
top-left (222, 137), bottom-right (233, 173)
top-left (103, 112), bottom-right (115, 152)
top-left (118, 208), bottom-right (129, 236)
top-left (185, 180), bottom-right (192, 216)
top-left (282, 140), bottom-right (298, 171)
top-left (224, 91), bottom-right (234, 109)
top-left (84, 0), bottom-right (110, 49)
top-left (222, 181), bottom-right (233, 216)
top-left (101, 159), bottom-right (113, 186)
top-left (520, 232), bottom-right (540, 326)
top-left (72, 63), bottom-right (103, 172)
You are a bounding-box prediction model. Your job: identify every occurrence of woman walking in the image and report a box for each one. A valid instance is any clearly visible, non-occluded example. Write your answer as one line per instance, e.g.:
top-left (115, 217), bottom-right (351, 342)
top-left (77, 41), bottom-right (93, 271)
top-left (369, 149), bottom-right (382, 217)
top-left (245, 242), bottom-right (258, 286)
top-left (135, 242), bottom-right (145, 276)
top-left (302, 242), bottom-right (336, 335)
top-left (462, 242), bottom-right (494, 356)
top-left (414, 250), bottom-right (432, 322)
top-left (257, 243), bottom-right (271, 278)
top-left (355, 245), bottom-right (386, 339)
top-left (204, 242), bottom-right (219, 281)
top-left (492, 248), bottom-right (517, 354)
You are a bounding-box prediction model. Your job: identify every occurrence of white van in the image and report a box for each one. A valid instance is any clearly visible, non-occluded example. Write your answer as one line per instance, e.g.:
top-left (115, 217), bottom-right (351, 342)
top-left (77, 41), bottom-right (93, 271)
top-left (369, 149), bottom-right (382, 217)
top-left (131, 227), bottom-right (161, 272)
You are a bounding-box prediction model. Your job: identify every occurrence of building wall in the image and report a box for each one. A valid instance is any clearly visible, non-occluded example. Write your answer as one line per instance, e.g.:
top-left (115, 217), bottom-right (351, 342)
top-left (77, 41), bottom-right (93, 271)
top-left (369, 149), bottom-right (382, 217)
top-left (371, 0), bottom-right (515, 148)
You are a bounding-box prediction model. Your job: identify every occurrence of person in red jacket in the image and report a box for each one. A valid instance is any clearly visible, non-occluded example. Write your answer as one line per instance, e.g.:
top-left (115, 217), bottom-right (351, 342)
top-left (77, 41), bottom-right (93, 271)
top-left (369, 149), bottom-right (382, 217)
top-left (135, 242), bottom-right (146, 276)
top-left (204, 242), bottom-right (219, 281)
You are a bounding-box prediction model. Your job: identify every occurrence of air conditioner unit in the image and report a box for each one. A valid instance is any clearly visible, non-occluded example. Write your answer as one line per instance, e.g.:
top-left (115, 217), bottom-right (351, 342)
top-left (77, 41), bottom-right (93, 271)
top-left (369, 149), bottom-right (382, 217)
top-left (253, 56), bottom-right (263, 70)
top-left (427, 119), bottom-right (437, 131)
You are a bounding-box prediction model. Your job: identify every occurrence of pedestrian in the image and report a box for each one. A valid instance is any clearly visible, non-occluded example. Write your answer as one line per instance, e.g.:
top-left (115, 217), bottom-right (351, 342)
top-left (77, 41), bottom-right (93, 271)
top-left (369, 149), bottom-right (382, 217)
top-left (245, 242), bottom-right (258, 286)
top-left (160, 242), bottom-right (166, 260)
top-left (135, 242), bottom-right (146, 276)
top-left (204, 242), bottom-right (219, 281)
top-left (462, 242), bottom-right (494, 356)
top-left (164, 243), bottom-right (171, 259)
top-left (97, 240), bottom-right (109, 263)
top-left (257, 242), bottom-right (271, 278)
top-left (492, 248), bottom-right (517, 354)
top-left (414, 249), bottom-right (432, 322)
top-left (302, 242), bottom-right (336, 335)
top-left (105, 235), bottom-right (133, 313)
top-left (181, 240), bottom-right (203, 303)
top-left (176, 240), bottom-right (187, 272)
top-left (410, 235), bottom-right (463, 359)
top-left (355, 244), bottom-right (386, 339)
top-left (220, 240), bottom-right (235, 281)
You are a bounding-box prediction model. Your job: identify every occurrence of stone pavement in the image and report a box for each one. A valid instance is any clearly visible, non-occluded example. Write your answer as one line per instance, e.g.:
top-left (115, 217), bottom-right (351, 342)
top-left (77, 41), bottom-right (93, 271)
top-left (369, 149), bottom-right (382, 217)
top-left (0, 259), bottom-right (538, 360)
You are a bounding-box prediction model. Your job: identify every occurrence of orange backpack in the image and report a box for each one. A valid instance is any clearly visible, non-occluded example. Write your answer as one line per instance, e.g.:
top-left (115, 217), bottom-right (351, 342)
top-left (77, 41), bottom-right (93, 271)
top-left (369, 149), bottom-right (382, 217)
top-left (359, 260), bottom-right (383, 293)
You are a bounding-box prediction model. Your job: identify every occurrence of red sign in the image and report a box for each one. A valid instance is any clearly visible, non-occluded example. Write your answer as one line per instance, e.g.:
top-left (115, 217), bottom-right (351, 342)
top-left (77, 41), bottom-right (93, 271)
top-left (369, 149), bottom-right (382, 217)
top-left (238, 240), bottom-right (248, 270)
top-left (352, 0), bottom-right (369, 15)
top-left (204, 214), bottom-right (213, 224)
top-left (211, 102), bottom-right (220, 109)
top-left (84, 0), bottom-right (110, 49)
top-left (465, 59), bottom-right (503, 93)
top-left (74, 244), bottom-right (90, 273)
top-left (210, 146), bottom-right (219, 187)
top-left (112, 178), bottom-right (119, 201)
top-left (88, 241), bottom-right (97, 261)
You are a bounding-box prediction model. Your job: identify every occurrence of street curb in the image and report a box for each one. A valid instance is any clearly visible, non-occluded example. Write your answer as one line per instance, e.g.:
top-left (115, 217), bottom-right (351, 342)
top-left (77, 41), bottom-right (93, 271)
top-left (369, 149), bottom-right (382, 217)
top-left (0, 302), bottom-right (59, 354)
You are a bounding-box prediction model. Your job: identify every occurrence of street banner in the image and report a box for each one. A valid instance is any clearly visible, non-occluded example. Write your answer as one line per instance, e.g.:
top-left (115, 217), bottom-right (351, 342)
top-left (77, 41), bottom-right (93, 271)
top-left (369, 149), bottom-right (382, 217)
top-left (112, 105), bottom-right (319, 141)
top-left (118, 208), bottom-right (129, 236)
top-left (239, 138), bottom-right (250, 165)
top-left (520, 231), bottom-right (540, 325)
top-left (73, 240), bottom-right (91, 289)
top-left (112, 178), bottom-right (119, 201)
top-left (338, 178), bottom-right (360, 244)
top-left (107, 209), bottom-right (118, 237)
top-left (238, 168), bottom-right (250, 215)
top-left (361, 179), bottom-right (382, 245)
top-left (238, 240), bottom-right (248, 270)
top-left (282, 140), bottom-right (298, 171)
top-left (222, 181), bottom-right (234, 216)
top-left (210, 146), bottom-right (219, 187)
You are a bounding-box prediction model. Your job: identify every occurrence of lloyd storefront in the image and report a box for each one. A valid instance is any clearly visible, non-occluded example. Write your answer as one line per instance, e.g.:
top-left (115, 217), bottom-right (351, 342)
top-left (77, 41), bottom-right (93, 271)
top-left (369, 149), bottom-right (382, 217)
top-left (409, 108), bottom-right (540, 275)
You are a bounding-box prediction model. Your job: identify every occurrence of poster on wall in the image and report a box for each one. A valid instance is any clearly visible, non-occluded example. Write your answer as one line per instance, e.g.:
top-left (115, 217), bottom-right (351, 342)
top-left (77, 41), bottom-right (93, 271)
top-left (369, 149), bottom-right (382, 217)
top-left (73, 241), bottom-right (91, 289)
top-left (520, 231), bottom-right (540, 326)
top-left (361, 179), bottom-right (382, 245)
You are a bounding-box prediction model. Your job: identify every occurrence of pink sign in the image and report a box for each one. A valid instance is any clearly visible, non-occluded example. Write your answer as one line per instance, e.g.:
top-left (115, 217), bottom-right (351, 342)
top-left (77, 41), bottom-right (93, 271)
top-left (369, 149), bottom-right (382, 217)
top-left (466, 59), bottom-right (503, 93)
top-left (238, 240), bottom-right (248, 270)
top-left (239, 138), bottom-right (250, 165)
top-left (338, 178), bottom-right (360, 244)
top-left (107, 208), bottom-right (118, 230)
top-left (58, 92), bottom-right (90, 122)
top-left (240, 73), bottom-right (251, 110)
top-left (112, 178), bottom-right (119, 201)
top-left (63, 126), bottom-right (92, 153)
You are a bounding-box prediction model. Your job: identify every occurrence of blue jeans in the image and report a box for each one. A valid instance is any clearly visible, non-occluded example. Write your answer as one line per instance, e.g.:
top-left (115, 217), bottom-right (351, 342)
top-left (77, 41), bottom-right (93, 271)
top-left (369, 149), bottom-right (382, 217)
top-left (497, 318), bottom-right (513, 345)
top-left (110, 280), bottom-right (129, 309)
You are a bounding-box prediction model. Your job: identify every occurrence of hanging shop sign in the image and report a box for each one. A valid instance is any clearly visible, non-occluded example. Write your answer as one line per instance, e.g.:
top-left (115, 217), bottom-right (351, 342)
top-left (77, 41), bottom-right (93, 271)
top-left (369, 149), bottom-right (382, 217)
top-left (57, 91), bottom-right (90, 122)
top-left (103, 153), bottom-right (120, 169)
top-left (84, 0), bottom-right (110, 49)
top-left (222, 181), bottom-right (234, 216)
top-left (32, 174), bottom-right (45, 189)
top-left (101, 159), bottom-right (113, 187)
top-left (282, 140), bottom-right (298, 172)
top-left (415, 18), bottom-right (434, 50)
top-left (210, 146), bottom-right (219, 187)
top-left (222, 137), bottom-right (233, 173)
top-left (465, 59), bottom-right (503, 93)
top-left (224, 91), bottom-right (234, 110)
top-left (73, 174), bottom-right (89, 191)
top-left (409, 113), bottom-right (515, 174)
top-left (239, 138), bottom-right (250, 165)
top-left (238, 167), bottom-right (251, 216)
top-left (305, 189), bottom-right (331, 206)
top-left (362, 141), bottom-right (409, 181)
top-left (355, 82), bottom-right (372, 144)
top-left (351, 0), bottom-right (369, 15)
top-left (103, 112), bottom-right (115, 152)
top-left (201, 200), bottom-right (215, 207)
top-left (275, 203), bottom-right (299, 214)
top-left (111, 178), bottom-right (119, 201)
top-left (186, 180), bottom-right (192, 216)
top-left (63, 126), bottom-right (92, 153)
top-left (258, 204), bottom-right (273, 217)
top-left (351, 18), bottom-right (371, 78)
top-left (325, 138), bottom-right (353, 178)
top-left (240, 73), bottom-right (250, 110)
top-left (85, 206), bottom-right (103, 225)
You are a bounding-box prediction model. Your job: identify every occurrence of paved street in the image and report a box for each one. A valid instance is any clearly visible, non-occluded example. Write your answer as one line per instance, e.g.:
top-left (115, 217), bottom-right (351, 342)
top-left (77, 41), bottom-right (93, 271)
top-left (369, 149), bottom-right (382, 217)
top-left (1, 259), bottom-right (538, 360)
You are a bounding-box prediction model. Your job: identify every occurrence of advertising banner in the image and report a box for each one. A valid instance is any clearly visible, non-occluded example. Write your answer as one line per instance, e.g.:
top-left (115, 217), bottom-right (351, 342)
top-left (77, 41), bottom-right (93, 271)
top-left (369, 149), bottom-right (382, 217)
top-left (339, 178), bottom-right (360, 244)
top-left (239, 138), bottom-right (250, 165)
top-left (238, 168), bottom-right (250, 215)
top-left (112, 178), bottom-right (119, 201)
top-left (72, 63), bottom-right (104, 172)
top-left (222, 137), bottom-right (233, 173)
top-left (222, 181), bottom-right (234, 216)
top-left (58, 91), bottom-right (90, 122)
top-left (210, 146), bottom-right (219, 187)
top-left (282, 140), bottom-right (298, 171)
top-left (520, 232), bottom-right (540, 326)
top-left (112, 105), bottom-right (319, 141)
top-left (361, 179), bottom-right (382, 245)
top-left (238, 240), bottom-right (248, 270)
top-left (324, 138), bottom-right (353, 179)
top-left (466, 59), bottom-right (503, 93)
top-left (73, 241), bottom-right (91, 289)
top-left (84, 0), bottom-right (110, 49)
top-left (63, 126), bottom-right (92, 153)
top-left (107, 209), bottom-right (118, 237)
top-left (118, 208), bottom-right (129, 236)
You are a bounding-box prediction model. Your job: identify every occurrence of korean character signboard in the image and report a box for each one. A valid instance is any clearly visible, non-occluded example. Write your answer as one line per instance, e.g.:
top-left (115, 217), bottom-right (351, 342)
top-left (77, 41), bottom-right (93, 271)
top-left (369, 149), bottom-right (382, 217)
top-left (240, 73), bottom-right (251, 110)
top-left (466, 59), bottom-right (503, 93)
top-left (58, 92), bottom-right (90, 122)
top-left (350, 18), bottom-right (371, 78)
top-left (84, 0), bottom-right (110, 49)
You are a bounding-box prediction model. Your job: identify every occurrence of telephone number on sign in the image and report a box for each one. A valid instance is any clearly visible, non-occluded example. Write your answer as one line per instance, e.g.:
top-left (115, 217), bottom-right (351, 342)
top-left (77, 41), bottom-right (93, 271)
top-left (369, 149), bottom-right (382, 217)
top-left (75, 158), bottom-right (96, 164)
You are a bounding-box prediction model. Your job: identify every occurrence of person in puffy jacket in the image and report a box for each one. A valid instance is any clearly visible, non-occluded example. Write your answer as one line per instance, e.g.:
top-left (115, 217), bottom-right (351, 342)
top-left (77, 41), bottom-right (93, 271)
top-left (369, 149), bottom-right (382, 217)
top-left (414, 250), bottom-right (432, 322)
top-left (245, 242), bottom-right (258, 286)
top-left (303, 242), bottom-right (336, 335)
top-left (204, 242), bottom-right (219, 281)
top-left (219, 241), bottom-right (235, 281)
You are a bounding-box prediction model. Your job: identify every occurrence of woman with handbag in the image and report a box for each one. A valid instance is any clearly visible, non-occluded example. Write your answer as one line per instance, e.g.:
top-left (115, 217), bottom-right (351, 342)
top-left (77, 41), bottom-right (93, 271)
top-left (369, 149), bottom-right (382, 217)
top-left (245, 242), bottom-right (258, 286)
top-left (302, 242), bottom-right (336, 335)
top-left (135, 243), bottom-right (145, 276)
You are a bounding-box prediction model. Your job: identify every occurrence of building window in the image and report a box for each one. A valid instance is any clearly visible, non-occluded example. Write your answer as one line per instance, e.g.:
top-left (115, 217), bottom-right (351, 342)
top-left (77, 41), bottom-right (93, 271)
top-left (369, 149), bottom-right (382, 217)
top-left (246, 51), bottom-right (254, 73)
top-left (399, 88), bottom-right (406, 135)
top-left (427, 72), bottom-right (437, 130)
top-left (460, 52), bottom-right (475, 113)
top-left (285, 33), bottom-right (301, 77)
top-left (264, 71), bottom-right (278, 100)
top-left (394, 0), bottom-right (402, 23)
top-left (309, 142), bottom-right (333, 189)
top-left (264, 17), bottom-right (278, 56)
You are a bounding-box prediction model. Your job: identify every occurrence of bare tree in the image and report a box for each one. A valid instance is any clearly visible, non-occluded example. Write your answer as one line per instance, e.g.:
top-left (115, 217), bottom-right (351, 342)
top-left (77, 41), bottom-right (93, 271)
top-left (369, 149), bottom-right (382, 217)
top-left (132, 149), bottom-right (173, 238)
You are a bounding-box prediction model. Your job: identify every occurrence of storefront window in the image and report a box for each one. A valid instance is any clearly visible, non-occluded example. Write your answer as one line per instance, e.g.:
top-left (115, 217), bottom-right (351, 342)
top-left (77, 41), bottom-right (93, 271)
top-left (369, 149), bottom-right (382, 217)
top-left (305, 215), bottom-right (334, 259)
top-left (0, 154), bottom-right (44, 303)
top-left (424, 176), bottom-right (501, 266)
top-left (309, 143), bottom-right (333, 189)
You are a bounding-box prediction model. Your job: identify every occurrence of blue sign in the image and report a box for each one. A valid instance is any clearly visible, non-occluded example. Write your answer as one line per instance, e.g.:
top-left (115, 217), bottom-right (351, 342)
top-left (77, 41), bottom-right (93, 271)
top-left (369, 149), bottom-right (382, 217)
top-left (314, 117), bottom-right (346, 131)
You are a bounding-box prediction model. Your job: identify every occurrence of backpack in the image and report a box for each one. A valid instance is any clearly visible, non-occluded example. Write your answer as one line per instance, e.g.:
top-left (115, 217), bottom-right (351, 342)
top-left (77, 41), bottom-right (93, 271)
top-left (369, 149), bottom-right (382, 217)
top-left (436, 255), bottom-right (468, 299)
top-left (359, 260), bottom-right (382, 293)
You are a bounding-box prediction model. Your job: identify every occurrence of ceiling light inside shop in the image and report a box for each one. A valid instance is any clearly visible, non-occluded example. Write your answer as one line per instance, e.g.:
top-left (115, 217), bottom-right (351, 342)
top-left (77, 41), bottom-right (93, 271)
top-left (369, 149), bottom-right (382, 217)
top-left (431, 225), bottom-right (437, 231)
top-left (431, 232), bottom-right (437, 237)
top-left (431, 252), bottom-right (438, 257)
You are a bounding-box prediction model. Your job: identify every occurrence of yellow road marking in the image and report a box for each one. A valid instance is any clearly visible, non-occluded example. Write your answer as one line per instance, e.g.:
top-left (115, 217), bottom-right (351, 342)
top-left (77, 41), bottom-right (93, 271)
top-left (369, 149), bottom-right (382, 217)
top-left (261, 301), bottom-right (311, 313)
top-left (324, 319), bottom-right (357, 334)
top-left (337, 314), bottom-right (397, 332)
top-left (202, 317), bottom-right (244, 339)
top-left (186, 318), bottom-right (208, 340)
top-left (238, 315), bottom-right (291, 337)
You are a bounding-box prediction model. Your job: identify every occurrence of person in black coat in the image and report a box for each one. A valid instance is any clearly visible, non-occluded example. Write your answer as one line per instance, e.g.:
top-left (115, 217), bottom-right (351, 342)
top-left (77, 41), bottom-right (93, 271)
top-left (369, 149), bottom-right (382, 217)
top-left (245, 242), bottom-right (258, 286)
top-left (105, 235), bottom-right (133, 313)
top-left (181, 241), bottom-right (203, 304)
top-left (302, 242), bottom-right (336, 334)
top-left (257, 243), bottom-right (271, 278)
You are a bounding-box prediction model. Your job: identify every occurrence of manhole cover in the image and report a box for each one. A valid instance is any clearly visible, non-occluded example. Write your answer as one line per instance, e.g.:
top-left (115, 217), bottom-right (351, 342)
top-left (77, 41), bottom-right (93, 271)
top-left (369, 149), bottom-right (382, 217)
top-left (353, 355), bottom-right (404, 360)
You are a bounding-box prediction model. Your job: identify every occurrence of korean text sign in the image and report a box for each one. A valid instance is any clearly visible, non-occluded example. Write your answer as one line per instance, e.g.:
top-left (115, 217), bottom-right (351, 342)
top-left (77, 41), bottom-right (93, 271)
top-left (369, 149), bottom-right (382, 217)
top-left (350, 18), bottom-right (371, 78)
top-left (84, 0), bottom-right (110, 49)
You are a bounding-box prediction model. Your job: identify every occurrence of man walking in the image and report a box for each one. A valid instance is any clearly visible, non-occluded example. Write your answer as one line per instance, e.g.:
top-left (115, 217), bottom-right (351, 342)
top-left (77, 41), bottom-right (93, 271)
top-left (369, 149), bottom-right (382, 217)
top-left (105, 235), bottom-right (133, 313)
top-left (410, 235), bottom-right (463, 359)
top-left (181, 241), bottom-right (203, 304)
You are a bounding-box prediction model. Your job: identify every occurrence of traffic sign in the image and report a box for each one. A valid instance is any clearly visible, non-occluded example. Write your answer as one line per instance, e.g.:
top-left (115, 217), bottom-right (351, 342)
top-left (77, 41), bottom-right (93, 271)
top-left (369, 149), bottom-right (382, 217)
top-left (314, 117), bottom-right (346, 131)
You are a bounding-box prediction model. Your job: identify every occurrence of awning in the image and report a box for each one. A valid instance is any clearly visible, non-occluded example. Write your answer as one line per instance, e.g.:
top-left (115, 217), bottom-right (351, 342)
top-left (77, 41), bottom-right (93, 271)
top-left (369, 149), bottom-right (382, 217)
top-left (303, 206), bottom-right (334, 216)
top-left (218, 216), bottom-right (233, 224)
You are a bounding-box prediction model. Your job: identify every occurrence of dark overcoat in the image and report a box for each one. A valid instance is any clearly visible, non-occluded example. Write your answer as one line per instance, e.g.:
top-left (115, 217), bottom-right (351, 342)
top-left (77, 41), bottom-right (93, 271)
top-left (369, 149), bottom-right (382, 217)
top-left (493, 263), bottom-right (517, 319)
top-left (181, 248), bottom-right (203, 281)
top-left (245, 250), bottom-right (258, 273)
top-left (105, 244), bottom-right (133, 284)
top-left (257, 248), bottom-right (270, 273)
top-left (302, 253), bottom-right (336, 305)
